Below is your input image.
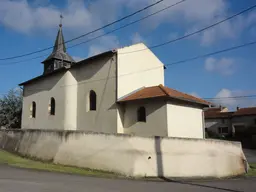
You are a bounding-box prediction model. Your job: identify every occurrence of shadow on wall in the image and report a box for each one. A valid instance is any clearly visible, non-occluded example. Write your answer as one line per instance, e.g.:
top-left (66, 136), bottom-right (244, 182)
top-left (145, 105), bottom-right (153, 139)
top-left (76, 55), bottom-right (116, 132)
top-left (24, 72), bottom-right (65, 97)
top-left (154, 136), bottom-right (243, 192)
top-left (123, 99), bottom-right (165, 128)
top-left (73, 54), bottom-right (113, 82)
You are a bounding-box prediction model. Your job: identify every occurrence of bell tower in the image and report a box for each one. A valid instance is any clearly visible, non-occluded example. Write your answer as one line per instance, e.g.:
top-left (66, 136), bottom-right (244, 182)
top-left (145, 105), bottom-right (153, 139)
top-left (42, 15), bottom-right (75, 74)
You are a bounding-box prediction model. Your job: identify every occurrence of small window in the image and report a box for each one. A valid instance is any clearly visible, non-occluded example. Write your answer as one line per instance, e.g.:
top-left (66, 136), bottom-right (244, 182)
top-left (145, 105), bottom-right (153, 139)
top-left (218, 127), bottom-right (221, 134)
top-left (30, 101), bottom-right (36, 118)
top-left (89, 90), bottom-right (97, 111)
top-left (221, 119), bottom-right (225, 124)
top-left (137, 106), bottom-right (146, 122)
top-left (50, 97), bottom-right (55, 115)
top-left (219, 127), bottom-right (229, 134)
top-left (222, 127), bottom-right (229, 134)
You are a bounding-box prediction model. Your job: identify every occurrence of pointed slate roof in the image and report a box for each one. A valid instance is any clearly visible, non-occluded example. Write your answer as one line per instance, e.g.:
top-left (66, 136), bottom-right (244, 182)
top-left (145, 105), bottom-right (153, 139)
top-left (42, 24), bottom-right (75, 63)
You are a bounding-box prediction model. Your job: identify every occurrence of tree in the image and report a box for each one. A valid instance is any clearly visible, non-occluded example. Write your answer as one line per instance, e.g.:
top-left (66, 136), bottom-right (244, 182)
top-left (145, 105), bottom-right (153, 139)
top-left (0, 88), bottom-right (22, 129)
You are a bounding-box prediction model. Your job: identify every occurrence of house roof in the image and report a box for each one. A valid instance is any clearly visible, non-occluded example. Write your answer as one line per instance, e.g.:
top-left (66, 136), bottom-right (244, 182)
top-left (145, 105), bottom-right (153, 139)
top-left (204, 111), bottom-right (234, 119)
top-left (233, 107), bottom-right (256, 116)
top-left (204, 107), bottom-right (256, 119)
top-left (19, 51), bottom-right (114, 86)
top-left (118, 84), bottom-right (211, 107)
top-left (42, 25), bottom-right (75, 64)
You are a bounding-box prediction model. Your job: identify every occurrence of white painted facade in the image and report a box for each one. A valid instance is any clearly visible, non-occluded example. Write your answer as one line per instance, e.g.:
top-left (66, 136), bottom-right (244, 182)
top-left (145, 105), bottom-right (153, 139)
top-left (21, 43), bottom-right (206, 139)
top-left (167, 103), bottom-right (204, 139)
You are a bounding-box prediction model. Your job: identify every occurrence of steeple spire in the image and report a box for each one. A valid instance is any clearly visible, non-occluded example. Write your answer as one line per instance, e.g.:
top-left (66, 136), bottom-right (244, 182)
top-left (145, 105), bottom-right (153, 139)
top-left (42, 15), bottom-right (75, 74)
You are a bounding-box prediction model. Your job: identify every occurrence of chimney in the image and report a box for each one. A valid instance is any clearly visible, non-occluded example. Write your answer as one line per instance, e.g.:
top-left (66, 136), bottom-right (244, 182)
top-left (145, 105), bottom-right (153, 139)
top-left (237, 106), bottom-right (240, 111)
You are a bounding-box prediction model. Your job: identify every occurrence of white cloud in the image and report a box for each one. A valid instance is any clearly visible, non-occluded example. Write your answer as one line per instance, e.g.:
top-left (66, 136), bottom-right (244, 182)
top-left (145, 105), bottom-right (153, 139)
top-left (190, 92), bottom-right (200, 98)
top-left (0, 0), bottom-right (102, 34)
top-left (73, 56), bottom-right (84, 62)
top-left (212, 89), bottom-right (256, 110)
top-left (1, 0), bottom-right (256, 48)
top-left (88, 35), bottom-right (120, 57)
top-left (131, 32), bottom-right (144, 44)
top-left (205, 57), bottom-right (236, 76)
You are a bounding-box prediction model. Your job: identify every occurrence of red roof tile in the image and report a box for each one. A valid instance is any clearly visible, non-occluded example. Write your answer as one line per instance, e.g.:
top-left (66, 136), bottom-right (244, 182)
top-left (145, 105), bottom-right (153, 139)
top-left (204, 111), bottom-right (233, 119)
top-left (205, 107), bottom-right (222, 112)
top-left (118, 84), bottom-right (211, 106)
top-left (233, 107), bottom-right (256, 116)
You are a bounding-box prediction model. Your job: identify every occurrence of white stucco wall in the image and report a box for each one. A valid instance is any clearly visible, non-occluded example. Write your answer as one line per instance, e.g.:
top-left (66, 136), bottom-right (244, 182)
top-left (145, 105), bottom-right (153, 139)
top-left (167, 103), bottom-right (204, 139)
top-left (0, 130), bottom-right (247, 178)
top-left (117, 43), bottom-right (164, 99)
top-left (22, 71), bottom-right (77, 130)
top-left (74, 54), bottom-right (118, 133)
top-left (123, 100), bottom-right (168, 137)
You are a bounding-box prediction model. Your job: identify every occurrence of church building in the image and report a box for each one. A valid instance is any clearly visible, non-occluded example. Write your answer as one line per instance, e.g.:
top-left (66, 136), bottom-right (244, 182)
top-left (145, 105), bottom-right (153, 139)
top-left (19, 24), bottom-right (211, 139)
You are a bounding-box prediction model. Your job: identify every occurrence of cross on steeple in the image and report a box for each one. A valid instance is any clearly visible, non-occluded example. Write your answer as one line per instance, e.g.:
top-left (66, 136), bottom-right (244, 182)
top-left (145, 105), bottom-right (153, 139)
top-left (59, 14), bottom-right (63, 27)
top-left (41, 14), bottom-right (75, 74)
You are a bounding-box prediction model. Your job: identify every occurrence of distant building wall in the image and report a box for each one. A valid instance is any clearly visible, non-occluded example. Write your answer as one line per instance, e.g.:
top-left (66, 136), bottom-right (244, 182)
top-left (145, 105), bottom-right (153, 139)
top-left (167, 102), bottom-right (204, 139)
top-left (205, 118), bottom-right (232, 135)
top-left (0, 130), bottom-right (247, 178)
top-left (232, 116), bottom-right (256, 127)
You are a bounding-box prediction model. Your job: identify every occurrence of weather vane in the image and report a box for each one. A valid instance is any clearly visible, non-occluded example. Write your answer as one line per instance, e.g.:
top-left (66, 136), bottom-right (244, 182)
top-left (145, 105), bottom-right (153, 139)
top-left (59, 14), bottom-right (63, 27)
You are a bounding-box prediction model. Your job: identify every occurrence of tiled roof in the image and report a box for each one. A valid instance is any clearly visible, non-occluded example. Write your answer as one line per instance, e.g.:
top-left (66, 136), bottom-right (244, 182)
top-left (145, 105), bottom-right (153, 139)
top-left (204, 107), bottom-right (256, 119)
top-left (204, 111), bottom-right (233, 119)
top-left (233, 107), bottom-right (256, 116)
top-left (205, 107), bottom-right (222, 112)
top-left (118, 84), bottom-right (211, 106)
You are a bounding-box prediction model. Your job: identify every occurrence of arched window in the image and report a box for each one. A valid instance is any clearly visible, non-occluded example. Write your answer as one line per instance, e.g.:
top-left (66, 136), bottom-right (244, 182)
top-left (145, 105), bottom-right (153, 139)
top-left (89, 90), bottom-right (97, 111)
top-left (31, 101), bottom-right (36, 118)
top-left (137, 106), bottom-right (146, 122)
top-left (50, 97), bottom-right (55, 115)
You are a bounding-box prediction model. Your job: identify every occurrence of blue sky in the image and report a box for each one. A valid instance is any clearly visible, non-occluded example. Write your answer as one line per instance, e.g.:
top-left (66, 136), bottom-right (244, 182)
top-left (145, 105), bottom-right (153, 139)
top-left (0, 0), bottom-right (256, 109)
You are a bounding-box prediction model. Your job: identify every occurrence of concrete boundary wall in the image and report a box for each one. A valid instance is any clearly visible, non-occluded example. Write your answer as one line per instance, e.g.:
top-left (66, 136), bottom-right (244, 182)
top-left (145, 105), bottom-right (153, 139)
top-left (0, 129), bottom-right (248, 178)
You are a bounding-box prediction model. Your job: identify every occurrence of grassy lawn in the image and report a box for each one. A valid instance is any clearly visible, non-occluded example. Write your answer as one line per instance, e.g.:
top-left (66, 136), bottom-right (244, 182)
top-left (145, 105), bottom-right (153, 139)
top-left (247, 163), bottom-right (256, 177)
top-left (0, 149), bottom-right (119, 178)
top-left (1, 149), bottom-right (256, 179)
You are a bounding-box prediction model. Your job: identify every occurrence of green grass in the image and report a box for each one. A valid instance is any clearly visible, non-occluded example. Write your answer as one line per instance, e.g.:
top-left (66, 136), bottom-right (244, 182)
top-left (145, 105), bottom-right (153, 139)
top-left (247, 163), bottom-right (256, 177)
top-left (1, 149), bottom-right (256, 179)
top-left (0, 149), bottom-right (119, 178)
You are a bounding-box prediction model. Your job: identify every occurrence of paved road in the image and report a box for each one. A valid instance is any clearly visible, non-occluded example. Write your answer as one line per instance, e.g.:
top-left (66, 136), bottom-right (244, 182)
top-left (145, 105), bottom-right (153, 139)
top-left (244, 149), bottom-right (256, 163)
top-left (0, 165), bottom-right (256, 192)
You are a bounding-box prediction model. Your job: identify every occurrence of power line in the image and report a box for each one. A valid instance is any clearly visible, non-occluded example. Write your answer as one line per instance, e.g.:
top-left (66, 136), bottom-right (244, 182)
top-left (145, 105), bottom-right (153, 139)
top-left (3, 1), bottom-right (255, 65)
top-left (119, 3), bottom-right (256, 54)
top-left (0, 0), bottom-right (168, 61)
top-left (205, 95), bottom-right (256, 100)
top-left (0, 0), bottom-right (186, 66)
top-left (2, 86), bottom-right (255, 101)
top-left (16, 39), bottom-right (256, 90)
top-left (165, 40), bottom-right (256, 66)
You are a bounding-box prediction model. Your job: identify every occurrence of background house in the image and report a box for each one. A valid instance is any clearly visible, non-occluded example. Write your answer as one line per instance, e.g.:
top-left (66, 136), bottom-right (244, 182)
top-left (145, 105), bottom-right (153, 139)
top-left (205, 106), bottom-right (256, 148)
top-left (204, 107), bottom-right (233, 137)
top-left (232, 107), bottom-right (256, 135)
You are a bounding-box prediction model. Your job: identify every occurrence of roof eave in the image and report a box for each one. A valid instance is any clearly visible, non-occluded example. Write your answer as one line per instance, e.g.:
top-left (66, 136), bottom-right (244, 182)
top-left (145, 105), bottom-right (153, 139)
top-left (117, 96), bottom-right (211, 108)
top-left (19, 67), bottom-right (68, 86)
